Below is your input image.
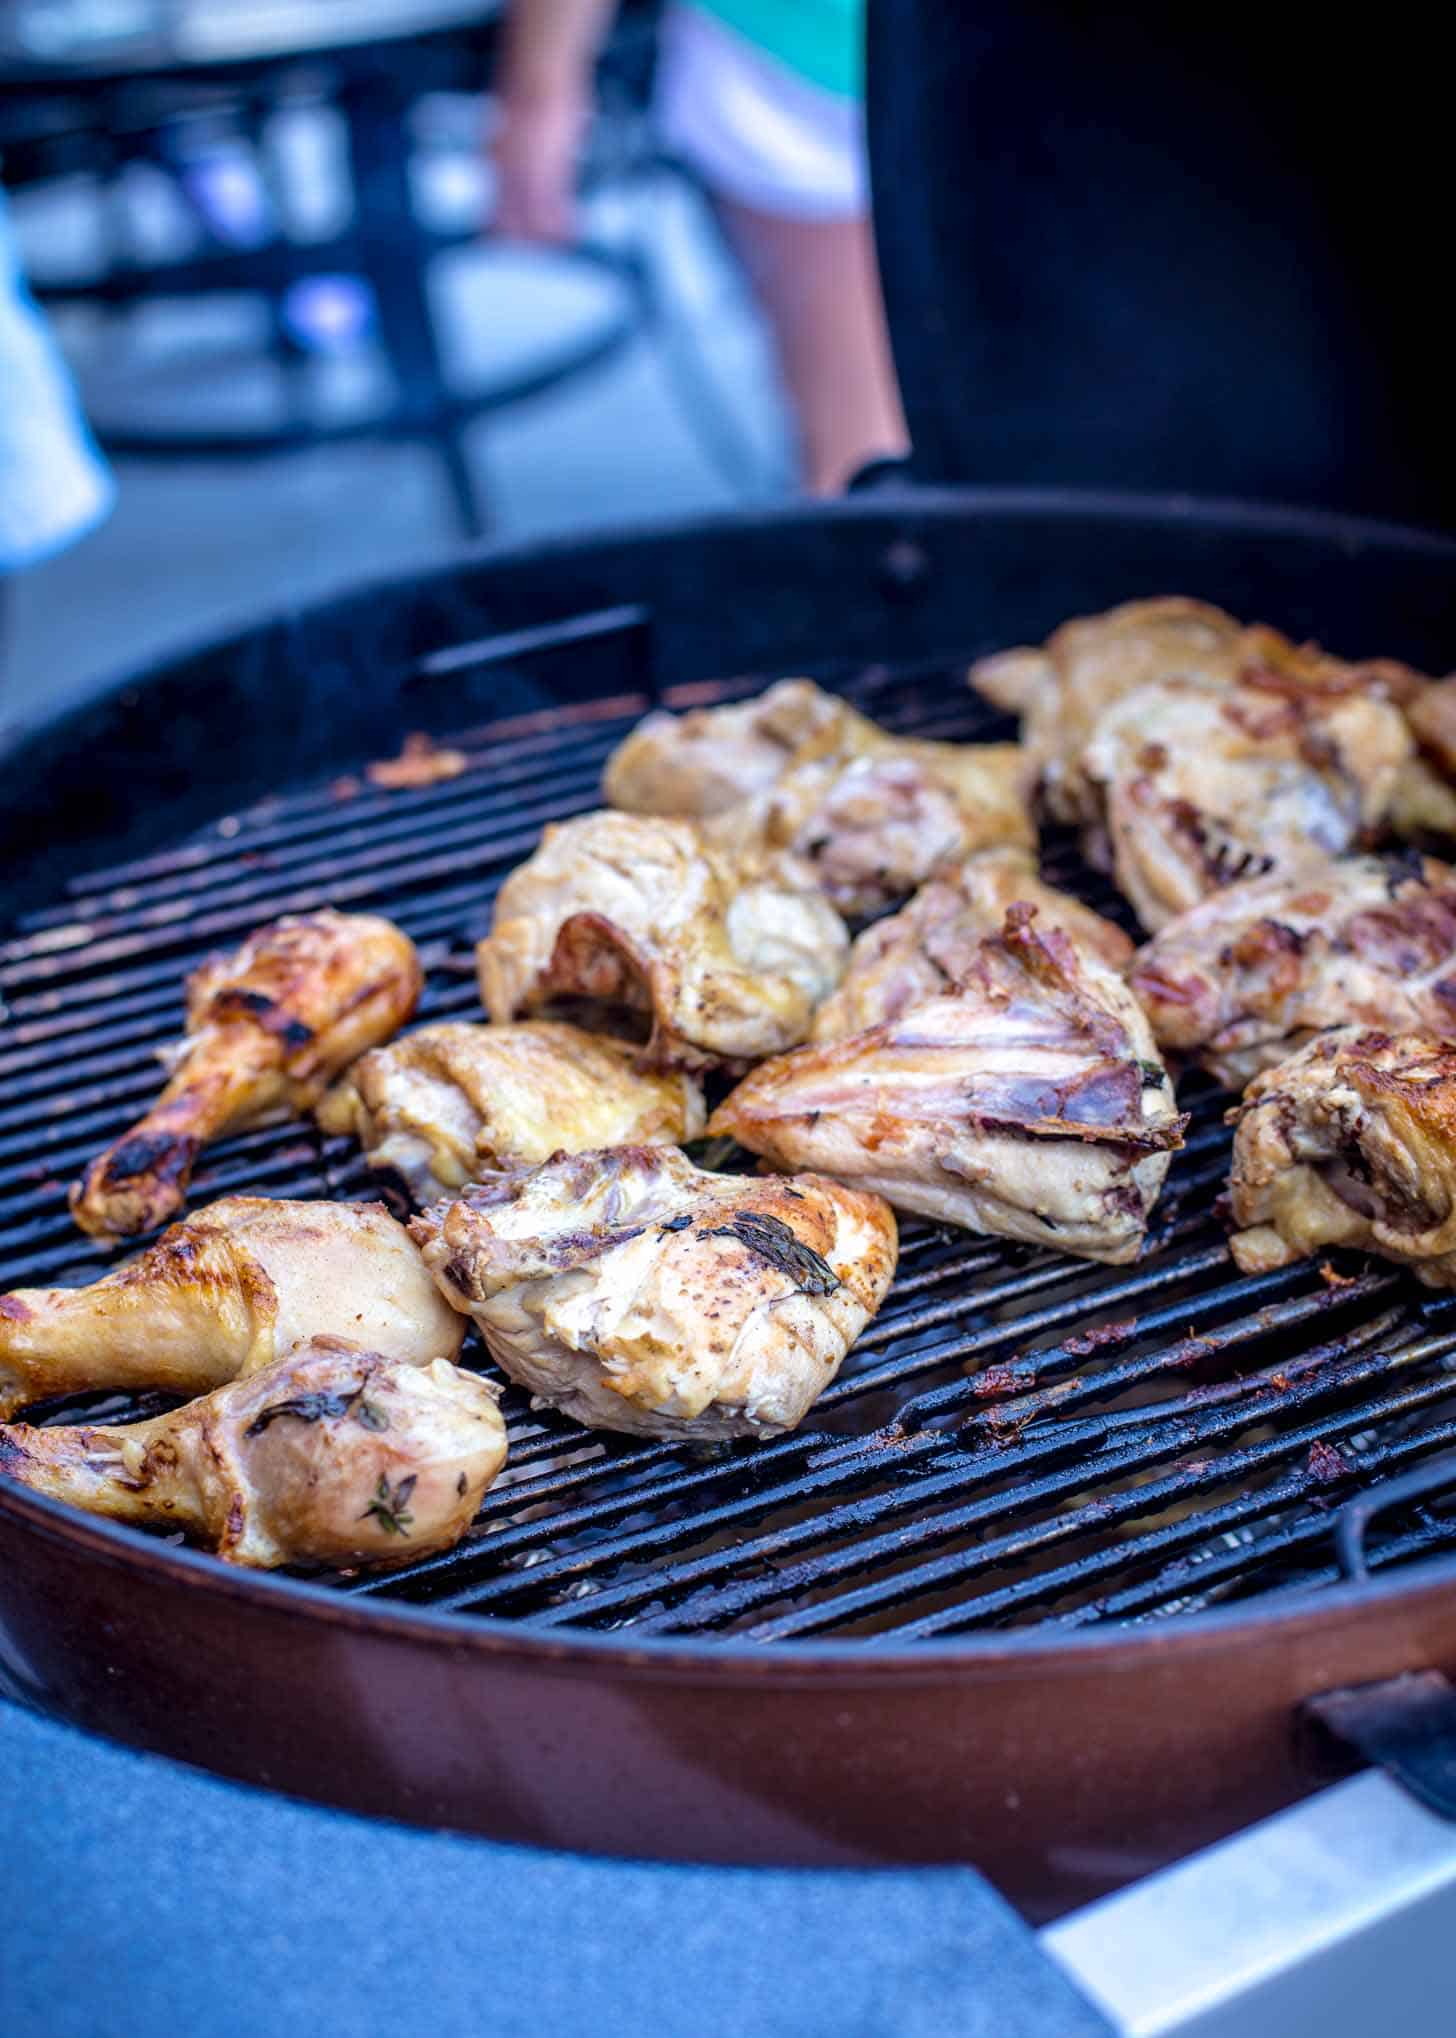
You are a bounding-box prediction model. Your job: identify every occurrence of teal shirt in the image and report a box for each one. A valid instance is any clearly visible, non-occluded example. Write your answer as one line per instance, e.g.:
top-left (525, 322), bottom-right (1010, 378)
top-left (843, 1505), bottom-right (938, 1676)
top-left (687, 0), bottom-right (863, 100)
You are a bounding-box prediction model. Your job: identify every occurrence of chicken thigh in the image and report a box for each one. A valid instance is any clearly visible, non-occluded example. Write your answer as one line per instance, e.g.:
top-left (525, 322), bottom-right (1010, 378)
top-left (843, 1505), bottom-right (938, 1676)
top-left (318, 1019), bottom-right (706, 1200)
top-left (605, 676), bottom-right (1032, 848)
top-left (603, 677), bottom-right (850, 814)
top-left (0, 1338), bottom-right (506, 1567)
top-left (810, 847), bottom-right (1133, 1043)
top-left (1129, 852), bottom-right (1456, 1088)
top-left (969, 597), bottom-right (1248, 822)
top-left (0, 1195), bottom-right (462, 1418)
top-left (705, 741), bottom-right (1034, 920)
top-left (413, 1146), bottom-right (896, 1438)
top-left (971, 596), bottom-right (1427, 828)
top-left (475, 810), bottom-right (848, 1070)
top-left (71, 909), bottom-right (422, 1239)
top-left (1229, 1028), bottom-right (1456, 1286)
top-left (1081, 671), bottom-right (1411, 930)
top-left (712, 905), bottom-right (1184, 1263)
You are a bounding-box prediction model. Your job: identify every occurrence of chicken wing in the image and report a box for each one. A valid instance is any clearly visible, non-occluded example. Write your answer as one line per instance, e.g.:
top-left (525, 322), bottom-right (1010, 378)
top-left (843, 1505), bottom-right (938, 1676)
top-left (0, 1195), bottom-right (463, 1419)
top-left (475, 811), bottom-right (848, 1071)
top-left (712, 905), bottom-right (1184, 1263)
top-left (317, 1019), bottom-right (706, 1200)
top-left (1081, 671), bottom-right (1411, 930)
top-left (412, 1146), bottom-right (896, 1438)
top-left (0, 1338), bottom-right (506, 1568)
top-left (1129, 851), bottom-right (1456, 1089)
top-left (809, 847), bottom-right (1133, 1043)
top-left (1229, 1028), bottom-right (1456, 1285)
top-left (71, 909), bottom-right (422, 1239)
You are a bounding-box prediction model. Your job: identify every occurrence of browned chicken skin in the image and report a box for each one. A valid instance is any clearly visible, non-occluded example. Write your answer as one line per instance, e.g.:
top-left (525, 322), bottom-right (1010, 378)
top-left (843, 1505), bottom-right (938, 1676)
top-left (318, 1019), bottom-right (706, 1201)
top-left (1229, 1028), bottom-right (1456, 1286)
top-left (70, 910), bottom-right (422, 1239)
top-left (0, 1338), bottom-right (507, 1567)
top-left (0, 1195), bottom-right (463, 1419)
top-left (809, 848), bottom-right (1133, 1044)
top-left (413, 1146), bottom-right (897, 1438)
top-left (1130, 852), bottom-right (1456, 1089)
top-left (713, 905), bottom-right (1184, 1263)
top-left (475, 810), bottom-right (848, 1071)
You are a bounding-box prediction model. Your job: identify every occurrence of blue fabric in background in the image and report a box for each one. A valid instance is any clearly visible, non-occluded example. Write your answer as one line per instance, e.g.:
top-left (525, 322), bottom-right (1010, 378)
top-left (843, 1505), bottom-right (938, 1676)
top-left (3, 1697), bottom-right (1113, 2038)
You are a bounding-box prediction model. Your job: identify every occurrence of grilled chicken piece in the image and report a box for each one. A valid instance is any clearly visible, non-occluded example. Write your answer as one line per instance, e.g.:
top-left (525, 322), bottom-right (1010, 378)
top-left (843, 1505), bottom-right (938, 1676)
top-left (1130, 851), bottom-right (1456, 1089)
top-left (71, 910), bottom-right (422, 1240)
top-left (1389, 757), bottom-right (1456, 844)
top-left (605, 676), bottom-right (1033, 917)
top-left (712, 905), bottom-right (1184, 1263)
top-left (705, 740), bottom-right (1034, 920)
top-left (972, 597), bottom-right (1428, 834)
top-left (810, 848), bottom-right (1133, 1044)
top-left (0, 1339), bottom-right (506, 1568)
top-left (603, 677), bottom-right (850, 815)
top-left (318, 1020), bottom-right (706, 1201)
top-left (0, 1196), bottom-right (463, 1420)
top-left (1407, 676), bottom-right (1456, 780)
top-left (606, 675), bottom-right (1031, 837)
top-left (1229, 1028), bottom-right (1456, 1285)
top-left (476, 810), bottom-right (848, 1071)
top-left (1081, 671), bottom-right (1411, 931)
top-left (413, 1146), bottom-right (896, 1438)
top-left (970, 598), bottom-right (1248, 822)
top-left (1389, 679), bottom-right (1456, 845)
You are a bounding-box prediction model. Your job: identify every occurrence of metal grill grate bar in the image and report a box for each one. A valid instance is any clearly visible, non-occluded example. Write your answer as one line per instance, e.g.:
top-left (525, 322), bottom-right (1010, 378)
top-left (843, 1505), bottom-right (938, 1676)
top-left (8, 656), bottom-right (1456, 1644)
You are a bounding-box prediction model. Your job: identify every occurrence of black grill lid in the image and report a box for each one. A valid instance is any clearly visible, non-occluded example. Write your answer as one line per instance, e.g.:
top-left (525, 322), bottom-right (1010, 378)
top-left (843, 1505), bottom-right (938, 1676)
top-left (867, 2), bottom-right (1453, 528)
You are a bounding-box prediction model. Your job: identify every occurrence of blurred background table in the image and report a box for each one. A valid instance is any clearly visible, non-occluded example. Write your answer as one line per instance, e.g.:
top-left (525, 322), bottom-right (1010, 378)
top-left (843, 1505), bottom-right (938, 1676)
top-left (0, 0), bottom-right (659, 535)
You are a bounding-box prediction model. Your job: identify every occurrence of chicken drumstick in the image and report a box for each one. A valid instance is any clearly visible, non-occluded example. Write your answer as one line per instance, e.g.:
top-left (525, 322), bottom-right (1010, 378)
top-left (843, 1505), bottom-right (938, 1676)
top-left (0, 1339), bottom-right (507, 1568)
top-left (0, 1195), bottom-right (463, 1419)
top-left (71, 909), bottom-right (422, 1239)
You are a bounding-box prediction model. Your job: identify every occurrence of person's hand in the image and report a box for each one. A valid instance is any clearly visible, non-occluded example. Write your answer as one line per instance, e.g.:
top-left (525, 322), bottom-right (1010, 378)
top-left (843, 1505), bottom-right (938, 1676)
top-left (490, 84), bottom-right (588, 244)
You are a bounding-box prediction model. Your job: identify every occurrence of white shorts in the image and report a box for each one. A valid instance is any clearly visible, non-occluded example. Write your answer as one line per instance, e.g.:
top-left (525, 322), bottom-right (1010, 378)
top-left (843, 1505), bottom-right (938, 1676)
top-left (655, 4), bottom-right (868, 222)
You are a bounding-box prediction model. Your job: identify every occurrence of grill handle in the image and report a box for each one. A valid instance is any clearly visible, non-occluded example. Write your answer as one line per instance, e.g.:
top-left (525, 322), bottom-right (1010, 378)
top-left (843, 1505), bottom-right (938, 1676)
top-left (1303, 1671), bottom-right (1456, 1822)
top-left (1303, 1461), bottom-right (1456, 1818)
top-left (1332, 1448), bottom-right (1456, 1581)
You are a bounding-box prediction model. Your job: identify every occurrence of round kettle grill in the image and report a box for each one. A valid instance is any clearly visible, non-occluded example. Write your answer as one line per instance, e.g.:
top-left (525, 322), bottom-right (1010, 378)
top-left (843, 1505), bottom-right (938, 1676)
top-left (4, 7), bottom-right (1456, 1921)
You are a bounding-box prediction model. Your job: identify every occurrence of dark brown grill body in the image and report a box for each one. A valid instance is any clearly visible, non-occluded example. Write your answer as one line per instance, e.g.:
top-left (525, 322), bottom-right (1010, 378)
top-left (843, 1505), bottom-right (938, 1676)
top-left (5, 494), bottom-right (1456, 1915)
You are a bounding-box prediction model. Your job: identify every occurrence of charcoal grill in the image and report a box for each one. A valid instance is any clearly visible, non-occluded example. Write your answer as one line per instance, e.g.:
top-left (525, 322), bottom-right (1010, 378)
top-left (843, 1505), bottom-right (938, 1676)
top-left (4, 494), bottom-right (1456, 1915)
top-left (8, 0), bottom-right (1456, 1916)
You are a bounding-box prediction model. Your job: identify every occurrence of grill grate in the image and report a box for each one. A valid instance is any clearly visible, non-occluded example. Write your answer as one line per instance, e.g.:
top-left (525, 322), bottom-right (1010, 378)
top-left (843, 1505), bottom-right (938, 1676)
top-left (7, 641), bottom-right (1456, 1641)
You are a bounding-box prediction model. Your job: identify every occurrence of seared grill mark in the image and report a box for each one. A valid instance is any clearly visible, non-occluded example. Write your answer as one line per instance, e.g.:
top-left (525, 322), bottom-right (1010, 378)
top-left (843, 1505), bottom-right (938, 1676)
top-left (94, 1131), bottom-right (198, 1189)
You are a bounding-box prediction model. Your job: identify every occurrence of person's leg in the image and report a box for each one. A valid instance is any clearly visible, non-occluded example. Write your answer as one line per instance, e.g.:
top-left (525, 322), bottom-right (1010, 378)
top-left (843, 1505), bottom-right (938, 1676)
top-left (711, 197), bottom-right (908, 496)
